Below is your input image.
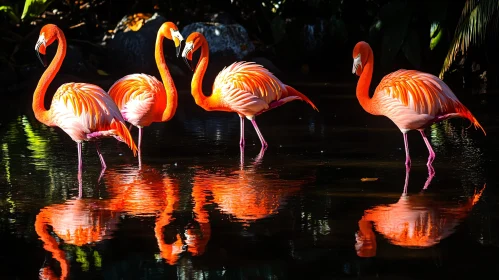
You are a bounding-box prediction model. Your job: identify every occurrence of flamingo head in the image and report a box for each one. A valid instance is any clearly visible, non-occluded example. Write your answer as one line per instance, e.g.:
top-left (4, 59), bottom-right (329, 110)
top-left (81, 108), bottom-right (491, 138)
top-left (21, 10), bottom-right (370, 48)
top-left (161, 22), bottom-right (184, 57)
top-left (35, 24), bottom-right (59, 67)
top-left (182, 32), bottom-right (204, 72)
top-left (352, 41), bottom-right (371, 76)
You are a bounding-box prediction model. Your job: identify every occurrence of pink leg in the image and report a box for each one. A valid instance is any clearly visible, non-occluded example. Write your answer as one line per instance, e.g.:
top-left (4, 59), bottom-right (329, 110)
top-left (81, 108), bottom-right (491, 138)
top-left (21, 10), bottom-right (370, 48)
top-left (250, 118), bottom-right (268, 149)
top-left (77, 142), bottom-right (83, 182)
top-left (403, 132), bottom-right (411, 168)
top-left (402, 164), bottom-right (410, 195)
top-left (95, 142), bottom-right (107, 170)
top-left (138, 127), bottom-right (143, 168)
top-left (240, 145), bottom-right (244, 170)
top-left (423, 165), bottom-right (435, 190)
top-left (128, 124), bottom-right (133, 132)
top-left (239, 116), bottom-right (245, 147)
top-left (254, 147), bottom-right (266, 166)
top-left (419, 129), bottom-right (435, 166)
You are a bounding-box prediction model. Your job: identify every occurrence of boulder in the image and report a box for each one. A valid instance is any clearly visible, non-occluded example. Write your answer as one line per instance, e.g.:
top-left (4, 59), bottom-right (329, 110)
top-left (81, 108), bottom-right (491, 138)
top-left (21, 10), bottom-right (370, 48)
top-left (181, 22), bottom-right (255, 61)
top-left (105, 13), bottom-right (186, 80)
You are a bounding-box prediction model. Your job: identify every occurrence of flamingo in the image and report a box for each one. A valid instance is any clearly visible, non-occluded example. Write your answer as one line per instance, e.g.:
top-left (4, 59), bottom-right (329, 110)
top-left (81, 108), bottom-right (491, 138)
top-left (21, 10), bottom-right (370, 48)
top-left (181, 32), bottom-right (319, 150)
top-left (108, 22), bottom-right (183, 167)
top-left (352, 41), bottom-right (485, 170)
top-left (33, 24), bottom-right (137, 183)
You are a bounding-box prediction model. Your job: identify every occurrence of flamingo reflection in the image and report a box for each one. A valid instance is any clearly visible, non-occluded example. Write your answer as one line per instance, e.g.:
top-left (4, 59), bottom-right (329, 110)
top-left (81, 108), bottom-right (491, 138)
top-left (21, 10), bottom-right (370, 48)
top-left (355, 168), bottom-right (486, 257)
top-left (154, 172), bottom-right (212, 265)
top-left (194, 165), bottom-right (303, 224)
top-left (104, 164), bottom-right (212, 265)
top-left (35, 189), bottom-right (119, 279)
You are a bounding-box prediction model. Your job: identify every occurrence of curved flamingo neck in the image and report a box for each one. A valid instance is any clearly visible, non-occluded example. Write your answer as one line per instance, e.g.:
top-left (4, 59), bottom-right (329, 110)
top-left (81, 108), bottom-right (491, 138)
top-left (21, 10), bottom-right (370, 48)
top-left (35, 212), bottom-right (69, 279)
top-left (190, 38), bottom-right (211, 109)
top-left (33, 29), bottom-right (66, 126)
top-left (356, 49), bottom-right (378, 115)
top-left (155, 32), bottom-right (178, 122)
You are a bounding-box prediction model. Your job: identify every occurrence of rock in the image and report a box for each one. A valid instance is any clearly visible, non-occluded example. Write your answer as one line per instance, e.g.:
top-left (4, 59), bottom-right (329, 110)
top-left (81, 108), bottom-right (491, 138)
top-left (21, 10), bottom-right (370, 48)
top-left (105, 13), bottom-right (186, 79)
top-left (181, 22), bottom-right (255, 61)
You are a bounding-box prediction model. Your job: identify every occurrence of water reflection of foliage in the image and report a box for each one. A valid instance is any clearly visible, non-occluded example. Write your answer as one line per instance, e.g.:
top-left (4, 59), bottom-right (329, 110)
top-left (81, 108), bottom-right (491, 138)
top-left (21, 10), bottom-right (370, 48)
top-left (0, 115), bottom-right (80, 206)
top-left (429, 120), bottom-right (484, 190)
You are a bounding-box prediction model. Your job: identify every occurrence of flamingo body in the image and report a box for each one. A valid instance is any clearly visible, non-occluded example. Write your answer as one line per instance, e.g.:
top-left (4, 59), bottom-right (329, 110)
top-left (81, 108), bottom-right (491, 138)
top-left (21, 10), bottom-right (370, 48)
top-left (50, 83), bottom-right (133, 144)
top-left (108, 22), bottom-right (182, 167)
top-left (34, 24), bottom-right (137, 182)
top-left (372, 69), bottom-right (483, 132)
top-left (212, 62), bottom-right (307, 117)
top-left (352, 41), bottom-right (485, 167)
top-left (109, 73), bottom-right (166, 127)
top-left (182, 32), bottom-right (318, 149)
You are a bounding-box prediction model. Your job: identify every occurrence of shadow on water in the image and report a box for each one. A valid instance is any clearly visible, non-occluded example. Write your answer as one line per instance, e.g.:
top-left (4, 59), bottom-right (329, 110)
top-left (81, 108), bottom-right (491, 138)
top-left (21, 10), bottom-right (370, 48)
top-left (1, 85), bottom-right (499, 279)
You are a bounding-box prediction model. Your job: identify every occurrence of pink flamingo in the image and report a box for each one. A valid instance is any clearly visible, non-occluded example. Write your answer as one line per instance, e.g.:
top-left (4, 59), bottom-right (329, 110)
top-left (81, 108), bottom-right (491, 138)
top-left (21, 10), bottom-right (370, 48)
top-left (352, 41), bottom-right (485, 170)
top-left (108, 22), bottom-right (183, 167)
top-left (33, 24), bottom-right (137, 182)
top-left (181, 32), bottom-right (319, 150)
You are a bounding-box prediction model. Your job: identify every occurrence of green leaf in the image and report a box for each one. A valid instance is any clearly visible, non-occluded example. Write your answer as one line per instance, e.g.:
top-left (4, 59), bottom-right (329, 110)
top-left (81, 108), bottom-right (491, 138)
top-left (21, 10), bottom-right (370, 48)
top-left (402, 29), bottom-right (421, 68)
top-left (430, 22), bottom-right (443, 50)
top-left (439, 0), bottom-right (499, 78)
top-left (270, 15), bottom-right (286, 44)
top-left (0, 5), bottom-right (20, 23)
top-left (379, 0), bottom-right (412, 68)
top-left (21, 0), bottom-right (54, 20)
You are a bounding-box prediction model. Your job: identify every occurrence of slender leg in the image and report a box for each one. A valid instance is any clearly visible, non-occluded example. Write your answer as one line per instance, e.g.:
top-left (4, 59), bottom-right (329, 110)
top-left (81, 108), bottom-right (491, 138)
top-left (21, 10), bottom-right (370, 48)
top-left (403, 132), bottom-right (411, 168)
top-left (138, 127), bottom-right (143, 169)
top-left (419, 129), bottom-right (436, 166)
top-left (240, 144), bottom-right (244, 170)
top-left (403, 163), bottom-right (410, 195)
top-left (254, 147), bottom-right (266, 166)
top-left (95, 142), bottom-right (107, 170)
top-left (250, 118), bottom-right (268, 149)
top-left (128, 124), bottom-right (133, 132)
top-left (239, 116), bottom-right (245, 147)
top-left (422, 164), bottom-right (435, 190)
top-left (77, 142), bottom-right (83, 182)
top-left (78, 173), bottom-right (83, 199)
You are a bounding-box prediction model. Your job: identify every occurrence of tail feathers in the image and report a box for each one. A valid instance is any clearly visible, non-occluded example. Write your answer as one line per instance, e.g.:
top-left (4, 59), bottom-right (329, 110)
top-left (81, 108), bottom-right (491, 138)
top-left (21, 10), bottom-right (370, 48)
top-left (284, 85), bottom-right (319, 112)
top-left (111, 120), bottom-right (138, 156)
top-left (455, 104), bottom-right (486, 136)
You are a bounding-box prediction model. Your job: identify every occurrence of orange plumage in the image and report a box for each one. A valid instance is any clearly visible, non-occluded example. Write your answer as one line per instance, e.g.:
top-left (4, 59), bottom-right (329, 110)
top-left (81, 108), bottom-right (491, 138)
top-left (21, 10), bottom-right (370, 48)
top-left (33, 24), bottom-right (137, 185)
top-left (352, 41), bottom-right (485, 168)
top-left (182, 32), bottom-right (318, 149)
top-left (108, 22), bottom-right (182, 167)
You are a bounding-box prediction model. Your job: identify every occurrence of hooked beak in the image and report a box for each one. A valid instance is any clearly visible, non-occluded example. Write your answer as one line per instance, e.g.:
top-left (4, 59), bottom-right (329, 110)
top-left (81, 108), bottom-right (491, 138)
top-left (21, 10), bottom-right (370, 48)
top-left (183, 56), bottom-right (193, 72)
top-left (171, 29), bottom-right (184, 58)
top-left (35, 36), bottom-right (48, 67)
top-left (176, 45), bottom-right (181, 58)
top-left (182, 41), bottom-right (194, 72)
top-left (352, 55), bottom-right (362, 75)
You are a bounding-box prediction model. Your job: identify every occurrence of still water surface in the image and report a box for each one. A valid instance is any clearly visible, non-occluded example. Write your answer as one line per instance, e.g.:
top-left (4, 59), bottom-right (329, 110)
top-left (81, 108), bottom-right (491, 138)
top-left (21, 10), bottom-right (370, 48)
top-left (1, 85), bottom-right (498, 279)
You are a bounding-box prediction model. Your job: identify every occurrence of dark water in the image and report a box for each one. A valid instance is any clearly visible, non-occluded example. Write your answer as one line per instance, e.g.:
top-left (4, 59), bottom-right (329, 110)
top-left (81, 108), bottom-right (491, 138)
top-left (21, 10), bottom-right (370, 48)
top-left (1, 84), bottom-right (498, 279)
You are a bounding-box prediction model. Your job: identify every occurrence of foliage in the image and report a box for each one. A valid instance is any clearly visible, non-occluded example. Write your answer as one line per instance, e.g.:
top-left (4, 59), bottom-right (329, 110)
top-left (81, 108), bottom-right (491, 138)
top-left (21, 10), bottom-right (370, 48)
top-left (21, 0), bottom-right (54, 20)
top-left (439, 0), bottom-right (499, 79)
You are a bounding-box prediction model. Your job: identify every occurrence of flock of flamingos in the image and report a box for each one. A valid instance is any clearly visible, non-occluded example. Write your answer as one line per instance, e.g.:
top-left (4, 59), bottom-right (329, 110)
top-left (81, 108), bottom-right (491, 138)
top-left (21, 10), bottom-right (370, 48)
top-left (28, 22), bottom-right (489, 278)
top-left (33, 22), bottom-right (485, 179)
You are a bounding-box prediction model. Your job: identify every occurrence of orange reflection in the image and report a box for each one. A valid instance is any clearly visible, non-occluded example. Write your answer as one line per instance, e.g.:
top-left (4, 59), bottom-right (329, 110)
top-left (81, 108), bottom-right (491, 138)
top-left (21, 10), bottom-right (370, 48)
top-left (193, 167), bottom-right (302, 223)
top-left (154, 173), bottom-right (212, 265)
top-left (35, 196), bottom-right (118, 279)
top-left (355, 169), bottom-right (486, 257)
top-left (105, 165), bottom-right (170, 216)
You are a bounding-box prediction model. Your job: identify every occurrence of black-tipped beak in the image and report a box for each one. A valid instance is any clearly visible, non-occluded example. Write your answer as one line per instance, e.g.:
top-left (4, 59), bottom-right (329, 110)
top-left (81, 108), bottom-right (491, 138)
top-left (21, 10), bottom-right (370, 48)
top-left (35, 41), bottom-right (48, 67)
top-left (176, 45), bottom-right (181, 58)
top-left (183, 56), bottom-right (193, 72)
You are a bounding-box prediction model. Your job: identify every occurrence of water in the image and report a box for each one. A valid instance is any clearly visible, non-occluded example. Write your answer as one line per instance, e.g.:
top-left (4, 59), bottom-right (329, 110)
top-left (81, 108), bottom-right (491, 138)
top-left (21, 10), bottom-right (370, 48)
top-left (1, 84), bottom-right (498, 279)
